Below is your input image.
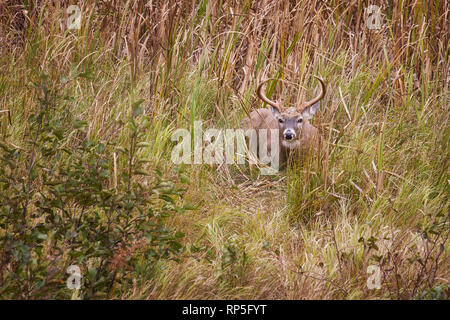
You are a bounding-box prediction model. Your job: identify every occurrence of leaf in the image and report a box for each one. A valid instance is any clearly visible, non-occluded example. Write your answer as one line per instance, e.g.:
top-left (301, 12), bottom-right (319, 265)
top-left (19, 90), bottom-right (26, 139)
top-left (96, 143), bottom-right (105, 154)
top-left (170, 241), bottom-right (182, 251)
top-left (35, 232), bottom-right (48, 240)
top-left (78, 71), bottom-right (94, 79)
top-left (88, 268), bottom-right (97, 281)
top-left (180, 174), bottom-right (190, 184)
top-left (175, 231), bottom-right (185, 238)
top-left (132, 99), bottom-right (145, 117)
top-left (44, 181), bottom-right (62, 186)
top-left (136, 142), bottom-right (151, 148)
top-left (134, 169), bottom-right (151, 176)
top-left (115, 146), bottom-right (127, 154)
top-left (53, 128), bottom-right (64, 140)
top-left (159, 194), bottom-right (174, 203)
top-left (183, 203), bottom-right (195, 210)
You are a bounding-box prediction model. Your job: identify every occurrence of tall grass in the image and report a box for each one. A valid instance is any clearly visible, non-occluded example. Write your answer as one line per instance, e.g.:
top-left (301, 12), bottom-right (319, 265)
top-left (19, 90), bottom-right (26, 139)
top-left (0, 0), bottom-right (448, 299)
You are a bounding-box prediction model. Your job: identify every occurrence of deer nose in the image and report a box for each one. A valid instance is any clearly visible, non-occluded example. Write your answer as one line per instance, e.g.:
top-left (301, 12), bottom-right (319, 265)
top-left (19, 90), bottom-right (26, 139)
top-left (284, 131), bottom-right (295, 140)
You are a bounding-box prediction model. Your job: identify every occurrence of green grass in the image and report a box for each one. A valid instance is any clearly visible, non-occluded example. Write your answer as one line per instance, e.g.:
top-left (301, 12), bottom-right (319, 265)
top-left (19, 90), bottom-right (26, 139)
top-left (0, 0), bottom-right (448, 299)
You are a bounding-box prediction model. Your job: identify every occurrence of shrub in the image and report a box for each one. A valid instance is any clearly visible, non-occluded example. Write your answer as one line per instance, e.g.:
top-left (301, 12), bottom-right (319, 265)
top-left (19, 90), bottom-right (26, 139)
top-left (0, 75), bottom-right (187, 299)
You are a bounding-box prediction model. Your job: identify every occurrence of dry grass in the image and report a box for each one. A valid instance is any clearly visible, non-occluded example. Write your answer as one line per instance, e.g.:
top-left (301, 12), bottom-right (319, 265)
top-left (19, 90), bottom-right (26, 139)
top-left (0, 0), bottom-right (448, 299)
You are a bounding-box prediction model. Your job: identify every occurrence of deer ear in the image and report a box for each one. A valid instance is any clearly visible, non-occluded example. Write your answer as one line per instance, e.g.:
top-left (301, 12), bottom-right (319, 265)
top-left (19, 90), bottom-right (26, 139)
top-left (301, 100), bottom-right (320, 120)
top-left (270, 106), bottom-right (281, 117)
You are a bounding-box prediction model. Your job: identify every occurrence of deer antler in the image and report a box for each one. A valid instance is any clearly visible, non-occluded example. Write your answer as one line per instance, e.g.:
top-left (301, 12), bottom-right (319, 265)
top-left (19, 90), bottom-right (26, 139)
top-left (298, 76), bottom-right (326, 112)
top-left (257, 79), bottom-right (281, 111)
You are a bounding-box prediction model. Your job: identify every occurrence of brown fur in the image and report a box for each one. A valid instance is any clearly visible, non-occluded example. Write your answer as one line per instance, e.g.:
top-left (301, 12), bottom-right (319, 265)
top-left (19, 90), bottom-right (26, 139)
top-left (242, 108), bottom-right (318, 166)
top-left (242, 77), bottom-right (325, 168)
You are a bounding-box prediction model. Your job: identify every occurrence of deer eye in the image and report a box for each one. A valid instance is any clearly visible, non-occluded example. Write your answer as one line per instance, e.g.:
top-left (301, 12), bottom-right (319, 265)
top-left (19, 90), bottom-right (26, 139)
top-left (297, 118), bottom-right (303, 123)
top-left (278, 118), bottom-right (284, 124)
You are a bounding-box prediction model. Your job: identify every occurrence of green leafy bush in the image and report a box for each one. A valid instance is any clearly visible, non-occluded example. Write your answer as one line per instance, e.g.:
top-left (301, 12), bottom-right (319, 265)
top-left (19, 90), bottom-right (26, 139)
top-left (0, 75), bottom-right (187, 299)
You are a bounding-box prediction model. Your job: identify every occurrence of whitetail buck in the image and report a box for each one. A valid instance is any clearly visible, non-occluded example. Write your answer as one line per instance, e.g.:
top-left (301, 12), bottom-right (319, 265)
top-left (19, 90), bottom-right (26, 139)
top-left (242, 76), bottom-right (326, 168)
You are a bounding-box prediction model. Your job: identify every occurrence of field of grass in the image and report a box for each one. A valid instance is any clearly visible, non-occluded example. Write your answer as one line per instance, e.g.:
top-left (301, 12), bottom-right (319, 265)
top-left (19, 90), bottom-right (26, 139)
top-left (0, 0), bottom-right (448, 299)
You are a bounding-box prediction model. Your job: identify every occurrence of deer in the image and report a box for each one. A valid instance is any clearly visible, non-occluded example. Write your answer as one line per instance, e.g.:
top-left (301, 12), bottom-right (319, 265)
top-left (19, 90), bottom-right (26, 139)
top-left (241, 76), bottom-right (326, 169)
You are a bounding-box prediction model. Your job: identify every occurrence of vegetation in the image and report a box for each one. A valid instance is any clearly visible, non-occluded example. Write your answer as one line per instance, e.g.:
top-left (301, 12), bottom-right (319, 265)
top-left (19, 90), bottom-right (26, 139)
top-left (0, 0), bottom-right (448, 299)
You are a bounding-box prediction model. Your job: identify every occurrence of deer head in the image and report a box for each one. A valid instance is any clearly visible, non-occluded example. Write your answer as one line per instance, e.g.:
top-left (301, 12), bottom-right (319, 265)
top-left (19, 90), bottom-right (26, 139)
top-left (256, 76), bottom-right (326, 148)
